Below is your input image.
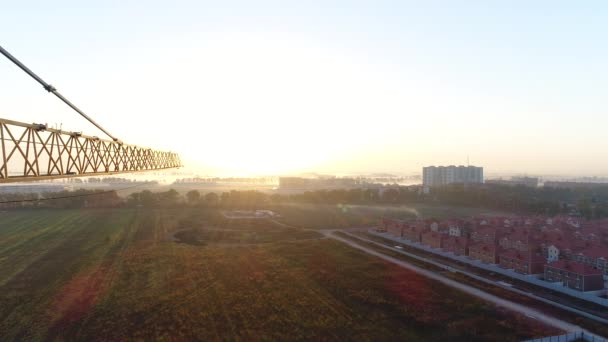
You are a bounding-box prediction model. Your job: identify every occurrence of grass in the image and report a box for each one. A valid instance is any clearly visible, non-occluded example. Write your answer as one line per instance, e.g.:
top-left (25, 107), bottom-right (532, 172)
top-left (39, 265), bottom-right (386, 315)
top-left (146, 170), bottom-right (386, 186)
top-left (0, 207), bottom-right (558, 341)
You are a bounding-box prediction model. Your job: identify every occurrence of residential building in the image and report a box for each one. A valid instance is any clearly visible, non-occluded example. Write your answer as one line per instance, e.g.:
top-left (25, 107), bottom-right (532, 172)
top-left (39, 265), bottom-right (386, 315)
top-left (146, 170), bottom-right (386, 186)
top-left (498, 249), bottom-right (546, 275)
top-left (547, 245), bottom-right (560, 263)
top-left (470, 226), bottom-right (503, 244)
top-left (443, 236), bottom-right (470, 256)
top-left (498, 227), bottom-right (538, 252)
top-left (544, 261), bottom-right (604, 292)
top-left (421, 230), bottom-right (447, 249)
top-left (383, 219), bottom-right (404, 238)
top-left (422, 165), bottom-right (483, 187)
top-left (468, 243), bottom-right (501, 264)
top-left (402, 222), bottom-right (427, 243)
top-left (447, 220), bottom-right (466, 237)
top-left (571, 247), bottom-right (608, 277)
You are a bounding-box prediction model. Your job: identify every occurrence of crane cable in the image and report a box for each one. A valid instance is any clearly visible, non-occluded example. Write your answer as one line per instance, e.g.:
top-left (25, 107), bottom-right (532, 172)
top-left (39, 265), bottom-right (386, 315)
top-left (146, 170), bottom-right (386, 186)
top-left (0, 44), bottom-right (121, 143)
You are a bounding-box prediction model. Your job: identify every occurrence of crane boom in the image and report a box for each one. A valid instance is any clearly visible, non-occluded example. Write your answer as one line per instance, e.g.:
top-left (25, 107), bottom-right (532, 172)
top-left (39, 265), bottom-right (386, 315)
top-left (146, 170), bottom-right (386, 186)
top-left (0, 44), bottom-right (121, 142)
top-left (0, 118), bottom-right (181, 183)
top-left (0, 44), bottom-right (182, 183)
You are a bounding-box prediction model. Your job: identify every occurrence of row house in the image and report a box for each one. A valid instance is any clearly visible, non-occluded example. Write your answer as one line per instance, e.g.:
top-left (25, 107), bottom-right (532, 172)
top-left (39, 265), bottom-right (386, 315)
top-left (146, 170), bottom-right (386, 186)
top-left (468, 242), bottom-right (501, 264)
top-left (478, 217), bottom-right (512, 228)
top-left (576, 233), bottom-right (602, 246)
top-left (540, 242), bottom-right (608, 277)
top-left (546, 244), bottom-right (560, 263)
top-left (538, 229), bottom-right (569, 259)
top-left (380, 218), bottom-right (391, 232)
top-left (574, 225), bottom-right (607, 245)
top-left (471, 217), bottom-right (490, 229)
top-left (545, 260), bottom-right (604, 292)
top-left (402, 222), bottom-right (427, 243)
top-left (571, 247), bottom-right (608, 277)
top-left (498, 249), bottom-right (545, 275)
top-left (446, 219), bottom-right (472, 237)
top-left (443, 236), bottom-right (470, 256)
top-left (441, 219), bottom-right (469, 237)
top-left (383, 218), bottom-right (404, 237)
top-left (429, 220), bottom-right (440, 232)
top-left (470, 226), bottom-right (503, 245)
top-left (448, 225), bottom-right (462, 237)
top-left (421, 230), bottom-right (447, 249)
top-left (498, 227), bottom-right (541, 252)
top-left (545, 215), bottom-right (581, 229)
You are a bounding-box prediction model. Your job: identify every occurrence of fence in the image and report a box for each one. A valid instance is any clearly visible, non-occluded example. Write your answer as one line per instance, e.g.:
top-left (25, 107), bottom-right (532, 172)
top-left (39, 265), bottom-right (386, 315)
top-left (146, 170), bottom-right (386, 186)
top-left (523, 331), bottom-right (606, 342)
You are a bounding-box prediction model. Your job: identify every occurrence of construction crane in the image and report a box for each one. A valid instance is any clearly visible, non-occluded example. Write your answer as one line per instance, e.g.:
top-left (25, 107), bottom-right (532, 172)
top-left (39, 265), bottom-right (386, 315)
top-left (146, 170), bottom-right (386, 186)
top-left (0, 44), bottom-right (181, 183)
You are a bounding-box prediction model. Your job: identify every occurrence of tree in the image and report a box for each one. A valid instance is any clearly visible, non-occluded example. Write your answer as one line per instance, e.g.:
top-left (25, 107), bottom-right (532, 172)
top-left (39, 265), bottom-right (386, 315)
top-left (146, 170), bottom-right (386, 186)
top-left (159, 189), bottom-right (180, 207)
top-left (186, 190), bottom-right (201, 205)
top-left (381, 188), bottom-right (400, 203)
top-left (205, 192), bottom-right (219, 207)
top-left (220, 192), bottom-right (230, 207)
top-left (140, 190), bottom-right (157, 207)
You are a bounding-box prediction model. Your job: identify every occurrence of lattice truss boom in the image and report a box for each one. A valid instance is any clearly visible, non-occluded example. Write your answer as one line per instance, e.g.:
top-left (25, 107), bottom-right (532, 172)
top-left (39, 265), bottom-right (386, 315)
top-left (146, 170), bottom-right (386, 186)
top-left (0, 118), bottom-right (181, 183)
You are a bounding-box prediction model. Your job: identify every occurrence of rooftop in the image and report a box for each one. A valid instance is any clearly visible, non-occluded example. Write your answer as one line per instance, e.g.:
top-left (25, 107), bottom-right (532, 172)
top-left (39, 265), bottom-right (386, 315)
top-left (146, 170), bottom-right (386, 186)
top-left (546, 260), bottom-right (603, 276)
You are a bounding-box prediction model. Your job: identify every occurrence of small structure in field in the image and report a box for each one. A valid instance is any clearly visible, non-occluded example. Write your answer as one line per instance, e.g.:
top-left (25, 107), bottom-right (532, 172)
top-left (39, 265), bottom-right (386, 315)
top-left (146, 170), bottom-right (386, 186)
top-left (222, 210), bottom-right (280, 219)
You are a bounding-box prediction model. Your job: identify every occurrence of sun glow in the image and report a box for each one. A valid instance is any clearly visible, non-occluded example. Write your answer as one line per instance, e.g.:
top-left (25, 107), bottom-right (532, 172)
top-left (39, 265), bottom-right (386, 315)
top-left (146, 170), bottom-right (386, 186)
top-left (142, 33), bottom-right (414, 175)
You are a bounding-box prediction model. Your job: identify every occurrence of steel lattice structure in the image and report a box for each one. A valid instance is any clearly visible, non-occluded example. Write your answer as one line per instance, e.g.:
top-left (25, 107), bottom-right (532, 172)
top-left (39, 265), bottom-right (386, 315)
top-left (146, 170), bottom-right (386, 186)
top-left (0, 118), bottom-right (181, 183)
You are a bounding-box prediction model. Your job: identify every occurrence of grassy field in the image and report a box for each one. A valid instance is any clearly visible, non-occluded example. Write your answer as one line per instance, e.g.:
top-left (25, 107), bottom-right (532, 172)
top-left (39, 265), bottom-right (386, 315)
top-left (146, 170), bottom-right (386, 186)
top-left (173, 217), bottom-right (322, 245)
top-left (0, 208), bottom-right (557, 341)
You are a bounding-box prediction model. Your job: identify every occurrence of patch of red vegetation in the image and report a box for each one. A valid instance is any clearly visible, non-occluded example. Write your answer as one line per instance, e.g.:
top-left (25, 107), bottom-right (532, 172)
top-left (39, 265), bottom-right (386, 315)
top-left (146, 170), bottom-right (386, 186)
top-left (236, 249), bottom-right (268, 283)
top-left (48, 265), bottom-right (112, 327)
top-left (384, 263), bottom-right (449, 323)
top-left (307, 250), bottom-right (339, 282)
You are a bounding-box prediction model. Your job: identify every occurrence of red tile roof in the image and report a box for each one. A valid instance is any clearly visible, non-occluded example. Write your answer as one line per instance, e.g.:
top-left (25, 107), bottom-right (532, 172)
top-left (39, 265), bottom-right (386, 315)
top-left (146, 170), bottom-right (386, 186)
top-left (472, 226), bottom-right (499, 238)
top-left (444, 236), bottom-right (469, 247)
top-left (546, 260), bottom-right (603, 276)
top-left (500, 250), bottom-right (545, 263)
top-left (469, 242), bottom-right (500, 253)
top-left (422, 230), bottom-right (446, 239)
top-left (576, 246), bottom-right (608, 259)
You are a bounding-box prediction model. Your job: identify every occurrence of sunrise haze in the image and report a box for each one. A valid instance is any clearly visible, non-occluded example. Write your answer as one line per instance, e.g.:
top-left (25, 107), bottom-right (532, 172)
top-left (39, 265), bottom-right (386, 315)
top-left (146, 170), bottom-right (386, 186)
top-left (1, 1), bottom-right (607, 176)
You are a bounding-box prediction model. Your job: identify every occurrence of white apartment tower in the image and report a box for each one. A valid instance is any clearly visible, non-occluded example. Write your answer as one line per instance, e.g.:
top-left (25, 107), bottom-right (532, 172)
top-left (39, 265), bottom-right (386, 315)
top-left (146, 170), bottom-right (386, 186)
top-left (423, 165), bottom-right (483, 186)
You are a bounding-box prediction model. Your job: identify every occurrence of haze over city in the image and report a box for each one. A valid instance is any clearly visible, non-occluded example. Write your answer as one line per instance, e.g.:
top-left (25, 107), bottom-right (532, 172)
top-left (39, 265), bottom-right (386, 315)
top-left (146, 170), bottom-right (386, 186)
top-left (1, 1), bottom-right (607, 176)
top-left (6, 2), bottom-right (608, 341)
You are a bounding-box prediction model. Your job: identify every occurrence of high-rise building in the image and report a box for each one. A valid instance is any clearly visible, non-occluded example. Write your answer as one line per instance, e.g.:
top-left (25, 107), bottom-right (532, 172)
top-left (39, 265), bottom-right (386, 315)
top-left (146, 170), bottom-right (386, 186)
top-left (422, 165), bottom-right (483, 186)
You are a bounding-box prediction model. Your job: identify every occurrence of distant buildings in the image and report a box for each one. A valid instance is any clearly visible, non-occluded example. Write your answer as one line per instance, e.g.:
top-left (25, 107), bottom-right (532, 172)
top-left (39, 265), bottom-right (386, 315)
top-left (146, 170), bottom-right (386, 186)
top-left (422, 165), bottom-right (483, 187)
top-left (486, 176), bottom-right (539, 188)
top-left (279, 176), bottom-right (357, 190)
top-left (544, 181), bottom-right (608, 189)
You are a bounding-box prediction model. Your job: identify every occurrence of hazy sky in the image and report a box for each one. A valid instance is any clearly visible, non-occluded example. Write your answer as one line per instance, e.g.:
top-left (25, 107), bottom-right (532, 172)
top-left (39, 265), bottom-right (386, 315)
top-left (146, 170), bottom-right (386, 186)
top-left (1, 1), bottom-right (607, 176)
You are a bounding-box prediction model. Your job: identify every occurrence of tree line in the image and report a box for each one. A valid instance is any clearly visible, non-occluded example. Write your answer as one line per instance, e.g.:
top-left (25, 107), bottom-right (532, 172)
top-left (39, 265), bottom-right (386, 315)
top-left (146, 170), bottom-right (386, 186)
top-left (0, 189), bottom-right (122, 209)
top-left (122, 184), bottom-right (608, 218)
top-left (3, 183), bottom-right (608, 218)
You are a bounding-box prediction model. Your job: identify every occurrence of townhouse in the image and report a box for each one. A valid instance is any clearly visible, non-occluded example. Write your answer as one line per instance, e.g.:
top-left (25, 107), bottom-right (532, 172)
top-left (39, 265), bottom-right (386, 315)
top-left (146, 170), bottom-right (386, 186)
top-left (545, 260), bottom-right (604, 292)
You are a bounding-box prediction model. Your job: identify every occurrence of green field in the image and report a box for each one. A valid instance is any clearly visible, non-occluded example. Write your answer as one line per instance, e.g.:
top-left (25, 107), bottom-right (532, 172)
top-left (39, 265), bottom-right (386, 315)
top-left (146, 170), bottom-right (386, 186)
top-left (0, 208), bottom-right (556, 340)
